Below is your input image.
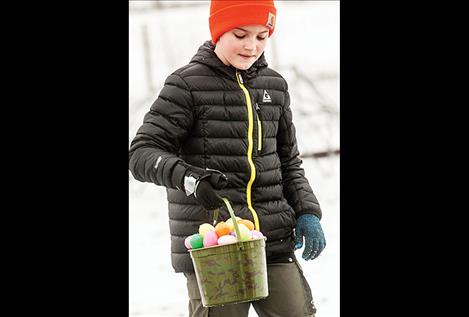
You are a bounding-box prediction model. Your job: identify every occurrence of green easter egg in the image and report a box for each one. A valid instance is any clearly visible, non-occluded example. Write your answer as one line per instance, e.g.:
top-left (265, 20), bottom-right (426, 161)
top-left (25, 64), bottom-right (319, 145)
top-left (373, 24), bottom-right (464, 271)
top-left (190, 233), bottom-right (204, 249)
top-left (237, 223), bottom-right (252, 241)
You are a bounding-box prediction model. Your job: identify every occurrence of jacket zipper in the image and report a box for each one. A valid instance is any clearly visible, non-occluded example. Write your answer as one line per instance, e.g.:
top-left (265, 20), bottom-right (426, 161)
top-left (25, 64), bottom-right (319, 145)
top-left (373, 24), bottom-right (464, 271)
top-left (255, 102), bottom-right (262, 152)
top-left (235, 71), bottom-right (260, 231)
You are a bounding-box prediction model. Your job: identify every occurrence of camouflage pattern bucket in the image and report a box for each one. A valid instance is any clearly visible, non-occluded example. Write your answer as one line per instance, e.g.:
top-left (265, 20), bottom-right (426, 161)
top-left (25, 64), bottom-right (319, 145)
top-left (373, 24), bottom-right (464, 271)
top-left (189, 198), bottom-right (268, 307)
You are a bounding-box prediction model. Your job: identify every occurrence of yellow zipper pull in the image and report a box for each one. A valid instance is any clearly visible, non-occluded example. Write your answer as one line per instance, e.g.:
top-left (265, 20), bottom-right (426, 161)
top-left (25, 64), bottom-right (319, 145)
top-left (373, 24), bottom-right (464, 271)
top-left (236, 71), bottom-right (244, 84)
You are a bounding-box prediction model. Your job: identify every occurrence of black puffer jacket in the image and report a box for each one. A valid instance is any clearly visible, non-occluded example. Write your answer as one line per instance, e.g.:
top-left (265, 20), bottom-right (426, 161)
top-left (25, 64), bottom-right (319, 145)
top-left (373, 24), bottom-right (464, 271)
top-left (129, 40), bottom-right (321, 273)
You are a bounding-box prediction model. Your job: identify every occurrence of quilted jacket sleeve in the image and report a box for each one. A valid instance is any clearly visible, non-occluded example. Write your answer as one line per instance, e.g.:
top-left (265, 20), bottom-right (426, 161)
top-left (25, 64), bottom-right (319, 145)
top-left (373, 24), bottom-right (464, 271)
top-left (128, 73), bottom-right (193, 190)
top-left (277, 87), bottom-right (322, 219)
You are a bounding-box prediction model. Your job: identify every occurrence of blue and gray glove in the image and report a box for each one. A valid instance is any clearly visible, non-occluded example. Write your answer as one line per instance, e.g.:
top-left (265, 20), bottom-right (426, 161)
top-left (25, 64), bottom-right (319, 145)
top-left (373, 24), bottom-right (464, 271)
top-left (294, 214), bottom-right (326, 260)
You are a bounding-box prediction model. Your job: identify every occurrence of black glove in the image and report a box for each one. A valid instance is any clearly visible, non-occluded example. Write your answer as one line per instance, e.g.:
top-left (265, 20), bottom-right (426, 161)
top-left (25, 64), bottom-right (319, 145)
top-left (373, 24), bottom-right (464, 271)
top-left (182, 166), bottom-right (228, 210)
top-left (194, 177), bottom-right (225, 210)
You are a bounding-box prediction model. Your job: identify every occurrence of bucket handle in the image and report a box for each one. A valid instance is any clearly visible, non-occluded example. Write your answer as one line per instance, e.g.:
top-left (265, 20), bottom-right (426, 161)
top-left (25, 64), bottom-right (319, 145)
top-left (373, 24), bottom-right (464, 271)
top-left (212, 198), bottom-right (257, 247)
top-left (213, 198), bottom-right (260, 232)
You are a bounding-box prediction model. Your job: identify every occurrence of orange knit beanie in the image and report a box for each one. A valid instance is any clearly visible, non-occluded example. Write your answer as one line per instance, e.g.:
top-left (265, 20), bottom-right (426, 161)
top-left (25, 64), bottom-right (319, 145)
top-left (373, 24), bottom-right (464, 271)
top-left (209, 0), bottom-right (277, 44)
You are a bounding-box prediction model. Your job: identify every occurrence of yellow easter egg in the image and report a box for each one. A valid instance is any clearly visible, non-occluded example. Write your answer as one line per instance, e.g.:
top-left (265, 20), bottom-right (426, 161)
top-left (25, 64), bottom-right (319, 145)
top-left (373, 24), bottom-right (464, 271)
top-left (198, 223), bottom-right (215, 237)
top-left (225, 217), bottom-right (242, 231)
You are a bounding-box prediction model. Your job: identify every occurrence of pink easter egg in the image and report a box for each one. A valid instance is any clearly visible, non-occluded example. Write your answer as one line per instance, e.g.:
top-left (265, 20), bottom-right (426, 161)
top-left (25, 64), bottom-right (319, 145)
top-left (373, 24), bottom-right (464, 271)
top-left (203, 230), bottom-right (219, 247)
top-left (184, 235), bottom-right (193, 250)
top-left (251, 230), bottom-right (264, 240)
top-left (218, 235), bottom-right (238, 245)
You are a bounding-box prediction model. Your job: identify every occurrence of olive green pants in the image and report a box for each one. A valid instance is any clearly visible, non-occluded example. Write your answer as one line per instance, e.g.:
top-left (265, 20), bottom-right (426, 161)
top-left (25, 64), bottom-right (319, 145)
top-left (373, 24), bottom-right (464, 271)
top-left (184, 261), bottom-right (316, 317)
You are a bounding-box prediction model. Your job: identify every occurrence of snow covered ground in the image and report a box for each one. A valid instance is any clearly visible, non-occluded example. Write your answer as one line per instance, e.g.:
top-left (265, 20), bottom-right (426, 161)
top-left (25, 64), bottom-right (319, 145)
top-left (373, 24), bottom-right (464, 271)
top-left (129, 2), bottom-right (339, 316)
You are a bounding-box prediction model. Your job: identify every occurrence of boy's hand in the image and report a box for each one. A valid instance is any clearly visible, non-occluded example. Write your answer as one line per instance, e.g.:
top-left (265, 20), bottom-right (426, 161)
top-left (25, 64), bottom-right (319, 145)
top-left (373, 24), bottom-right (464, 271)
top-left (294, 214), bottom-right (326, 260)
top-left (193, 177), bottom-right (225, 210)
top-left (183, 166), bottom-right (228, 210)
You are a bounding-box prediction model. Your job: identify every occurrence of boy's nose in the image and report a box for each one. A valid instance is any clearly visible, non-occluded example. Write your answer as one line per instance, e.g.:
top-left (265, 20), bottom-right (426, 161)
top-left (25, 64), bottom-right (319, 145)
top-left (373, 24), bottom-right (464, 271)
top-left (244, 38), bottom-right (256, 51)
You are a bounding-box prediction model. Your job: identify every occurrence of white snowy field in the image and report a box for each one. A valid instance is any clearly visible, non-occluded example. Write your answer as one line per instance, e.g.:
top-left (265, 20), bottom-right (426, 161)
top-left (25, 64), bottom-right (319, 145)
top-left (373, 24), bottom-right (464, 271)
top-left (129, 1), bottom-right (339, 316)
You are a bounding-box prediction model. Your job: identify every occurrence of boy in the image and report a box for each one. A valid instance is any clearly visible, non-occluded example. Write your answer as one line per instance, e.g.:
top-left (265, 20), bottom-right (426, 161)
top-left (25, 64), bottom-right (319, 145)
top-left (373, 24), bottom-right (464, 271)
top-left (129, 1), bottom-right (325, 316)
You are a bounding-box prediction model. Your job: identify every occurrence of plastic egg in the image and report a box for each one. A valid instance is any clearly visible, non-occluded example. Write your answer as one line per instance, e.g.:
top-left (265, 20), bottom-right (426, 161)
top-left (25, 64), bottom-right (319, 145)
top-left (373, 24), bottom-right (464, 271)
top-left (184, 235), bottom-right (193, 250)
top-left (203, 230), bottom-right (219, 247)
top-left (232, 223), bottom-right (252, 241)
top-left (238, 219), bottom-right (255, 231)
top-left (215, 221), bottom-right (231, 237)
top-left (190, 233), bottom-right (204, 249)
top-left (251, 230), bottom-right (264, 240)
top-left (199, 223), bottom-right (215, 237)
top-left (225, 217), bottom-right (242, 231)
top-left (218, 235), bottom-right (237, 245)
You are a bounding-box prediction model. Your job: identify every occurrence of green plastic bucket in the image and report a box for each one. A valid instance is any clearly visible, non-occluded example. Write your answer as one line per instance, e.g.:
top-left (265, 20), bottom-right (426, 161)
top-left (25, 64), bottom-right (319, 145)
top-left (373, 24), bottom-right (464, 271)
top-left (189, 198), bottom-right (268, 307)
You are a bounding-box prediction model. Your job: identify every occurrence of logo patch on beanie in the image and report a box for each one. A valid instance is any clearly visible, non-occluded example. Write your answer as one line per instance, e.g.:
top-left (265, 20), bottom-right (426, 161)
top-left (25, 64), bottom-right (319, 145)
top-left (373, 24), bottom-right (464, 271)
top-left (266, 12), bottom-right (275, 29)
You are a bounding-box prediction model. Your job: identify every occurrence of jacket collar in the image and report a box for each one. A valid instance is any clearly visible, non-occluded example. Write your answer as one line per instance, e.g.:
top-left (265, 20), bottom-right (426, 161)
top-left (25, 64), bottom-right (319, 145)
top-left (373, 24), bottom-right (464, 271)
top-left (190, 40), bottom-right (268, 81)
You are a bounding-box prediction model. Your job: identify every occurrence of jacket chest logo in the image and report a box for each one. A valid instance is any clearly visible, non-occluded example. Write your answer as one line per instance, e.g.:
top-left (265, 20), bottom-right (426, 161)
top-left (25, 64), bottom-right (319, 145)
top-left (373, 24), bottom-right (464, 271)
top-left (262, 90), bottom-right (272, 103)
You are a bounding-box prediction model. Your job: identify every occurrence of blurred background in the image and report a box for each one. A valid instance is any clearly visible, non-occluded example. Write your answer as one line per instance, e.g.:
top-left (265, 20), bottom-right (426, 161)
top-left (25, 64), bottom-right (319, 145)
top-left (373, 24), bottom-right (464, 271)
top-left (129, 1), bottom-right (339, 316)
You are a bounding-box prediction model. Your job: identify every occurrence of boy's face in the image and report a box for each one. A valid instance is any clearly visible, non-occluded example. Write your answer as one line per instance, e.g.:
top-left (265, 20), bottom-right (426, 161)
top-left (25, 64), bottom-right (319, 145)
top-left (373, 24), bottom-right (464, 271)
top-left (214, 24), bottom-right (270, 70)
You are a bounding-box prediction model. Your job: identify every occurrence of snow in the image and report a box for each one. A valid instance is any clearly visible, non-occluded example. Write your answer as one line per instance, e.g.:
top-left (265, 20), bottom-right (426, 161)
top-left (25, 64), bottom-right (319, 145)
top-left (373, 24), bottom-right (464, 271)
top-left (129, 2), bottom-right (339, 316)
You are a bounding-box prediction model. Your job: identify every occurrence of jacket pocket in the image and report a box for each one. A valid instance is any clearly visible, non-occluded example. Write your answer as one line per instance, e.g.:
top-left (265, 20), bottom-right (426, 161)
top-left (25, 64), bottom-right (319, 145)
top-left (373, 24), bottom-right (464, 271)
top-left (255, 103), bottom-right (263, 153)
